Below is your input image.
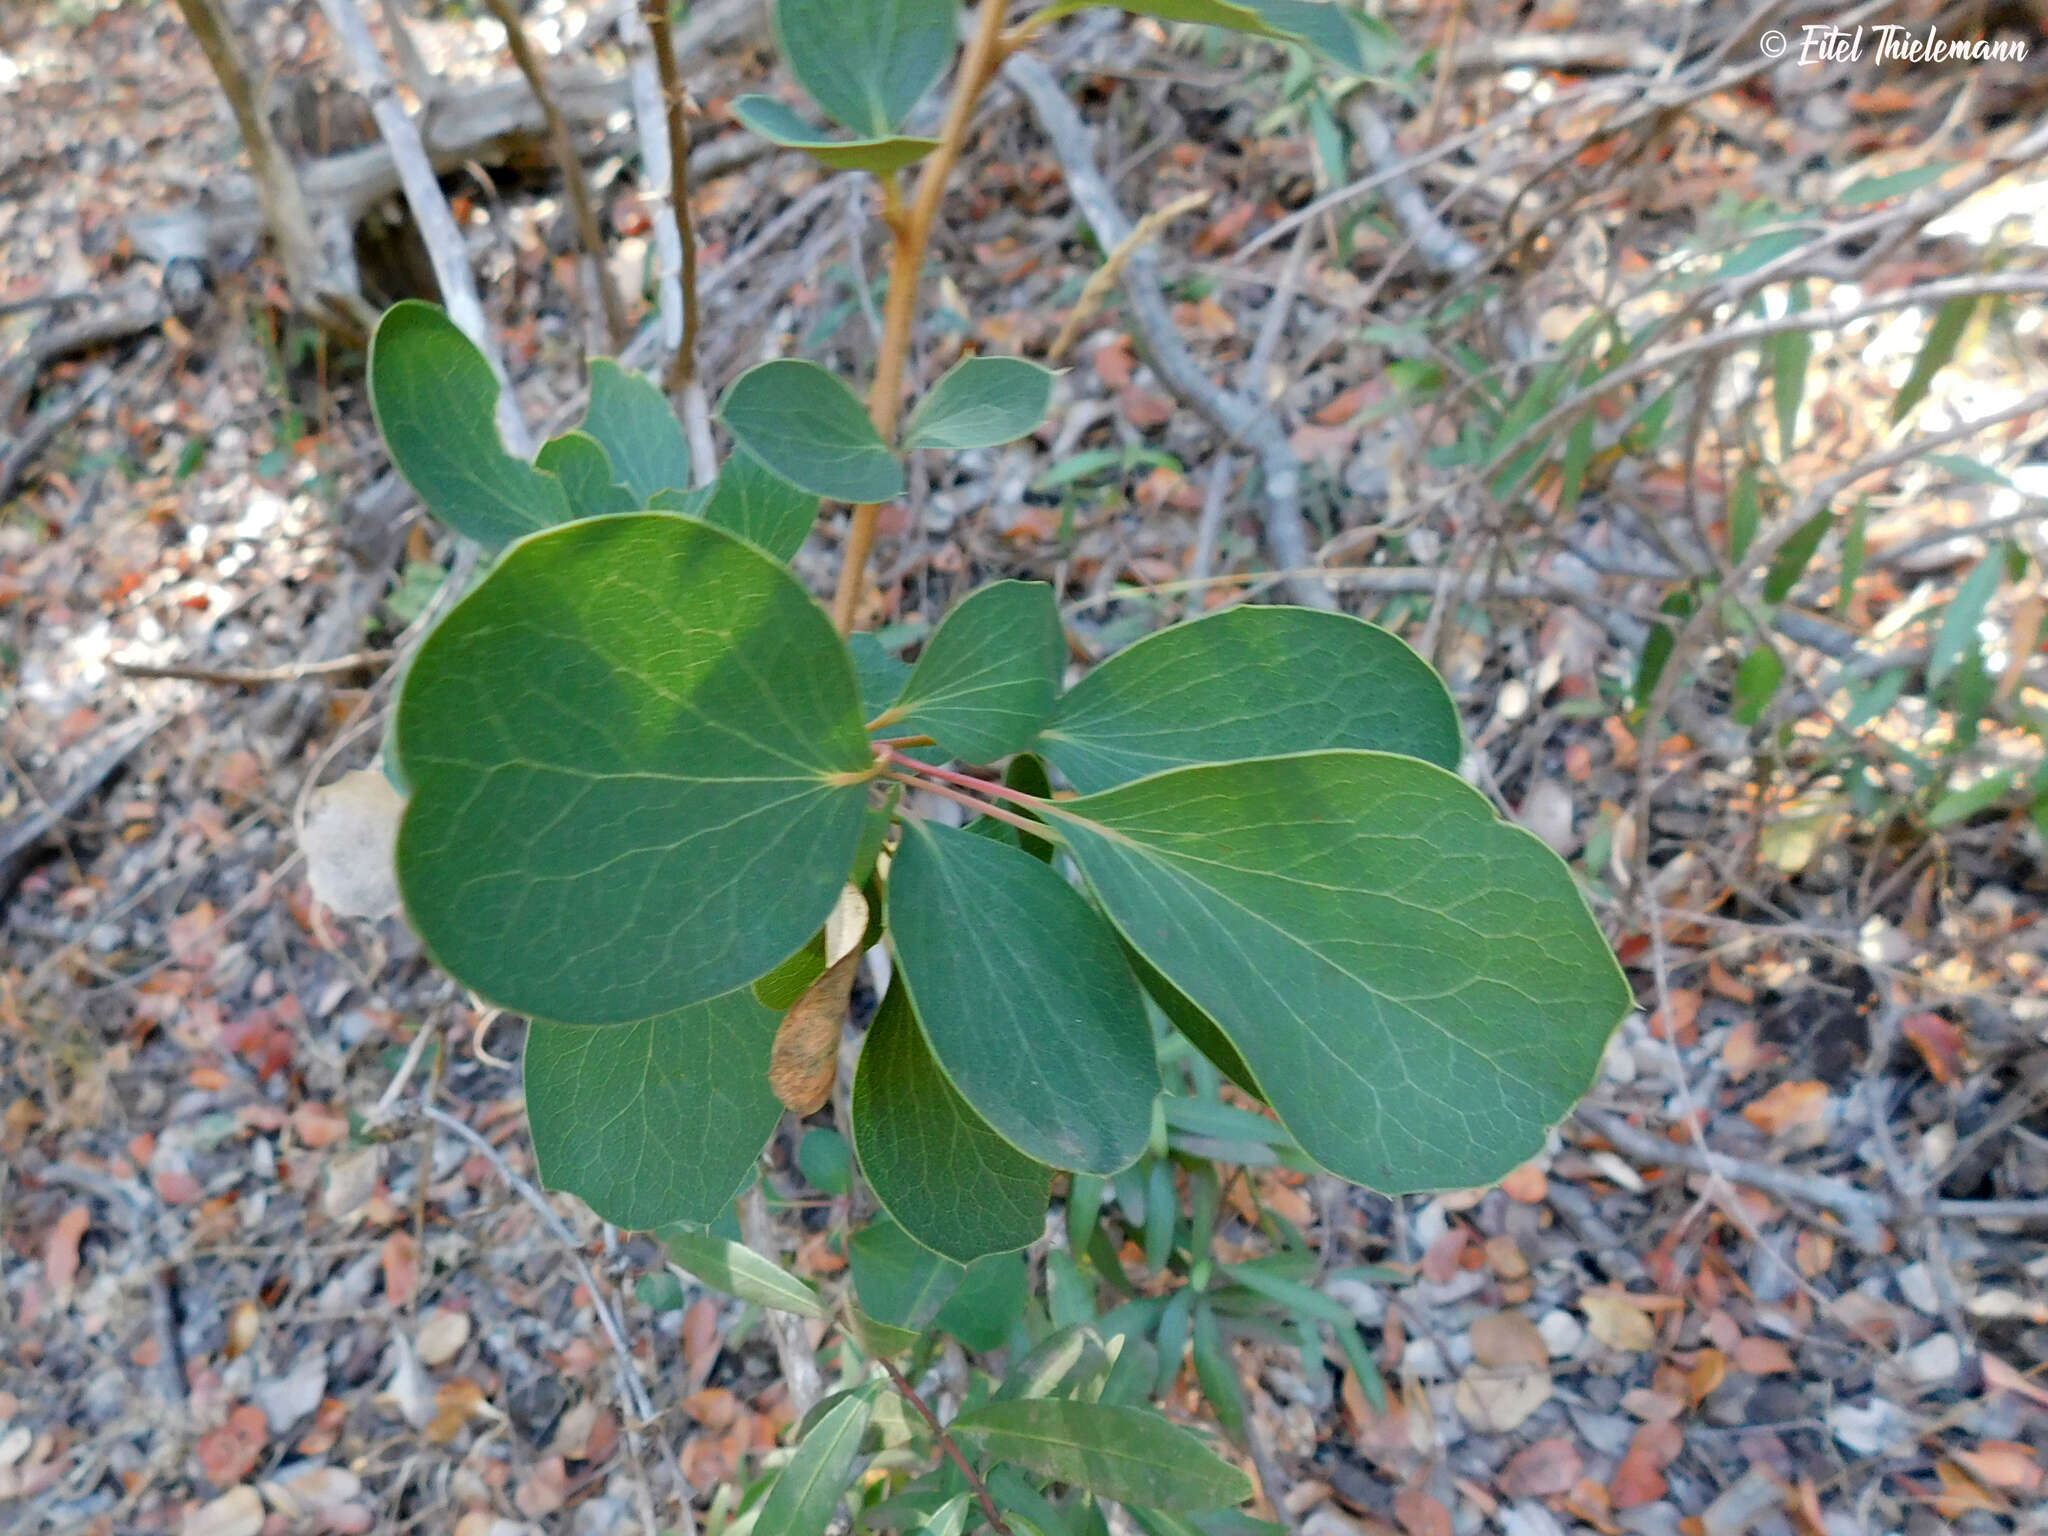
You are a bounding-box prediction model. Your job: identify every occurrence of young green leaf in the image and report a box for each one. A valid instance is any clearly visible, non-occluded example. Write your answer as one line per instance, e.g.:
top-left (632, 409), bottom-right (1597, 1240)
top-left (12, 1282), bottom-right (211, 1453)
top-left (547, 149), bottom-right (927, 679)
top-left (1838, 162), bottom-right (1954, 206)
top-left (882, 581), bottom-right (1064, 761)
top-left (1727, 463), bottom-right (1760, 564)
top-left (527, 990), bottom-right (783, 1229)
top-left (1038, 606), bottom-right (1461, 793)
top-left (659, 1227), bottom-right (831, 1318)
top-left (1556, 410), bottom-right (1594, 519)
top-left (536, 431), bottom-right (636, 519)
top-left (850, 1217), bottom-right (963, 1332)
top-left (1838, 498), bottom-right (1867, 613)
top-left (1190, 1302), bottom-right (1246, 1444)
top-left (886, 819), bottom-right (1156, 1175)
top-left (1762, 508), bottom-right (1833, 603)
top-left (1042, 751), bottom-right (1631, 1192)
top-left (1928, 550), bottom-right (2003, 688)
top-left (732, 96), bottom-right (940, 174)
top-left (1730, 645), bottom-right (1784, 727)
top-left (583, 358), bottom-right (693, 502)
top-left (852, 979), bottom-right (1053, 1263)
top-left (719, 359), bottom-right (906, 504)
top-left (751, 1383), bottom-right (877, 1536)
top-left (394, 514), bottom-right (874, 1024)
top-left (1770, 279), bottom-right (1811, 456)
top-left (948, 1400), bottom-right (1253, 1513)
top-left (903, 356), bottom-right (1058, 452)
top-left (772, 0), bottom-right (956, 138)
top-left (368, 301), bottom-right (570, 547)
top-left (1891, 296), bottom-right (1975, 424)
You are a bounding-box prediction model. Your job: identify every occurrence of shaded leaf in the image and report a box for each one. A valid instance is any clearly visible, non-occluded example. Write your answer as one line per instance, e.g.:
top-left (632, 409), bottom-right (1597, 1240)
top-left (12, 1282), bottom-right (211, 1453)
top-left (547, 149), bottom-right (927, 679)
top-left (883, 581), bottom-right (1064, 761)
top-left (904, 356), bottom-right (1058, 451)
top-left (720, 360), bottom-right (905, 504)
top-left (583, 358), bottom-right (692, 501)
top-left (395, 514), bottom-right (872, 1024)
top-left (949, 1399), bottom-right (1252, 1512)
top-left (1762, 508), bottom-right (1833, 603)
top-left (850, 1216), bottom-right (963, 1332)
top-left (696, 447), bottom-right (819, 562)
top-left (752, 1383), bottom-right (877, 1536)
top-left (935, 1253), bottom-right (1030, 1351)
top-left (732, 95), bottom-right (940, 174)
top-left (1730, 645), bottom-right (1784, 727)
top-left (1891, 296), bottom-right (1975, 424)
top-left (536, 431), bottom-right (636, 518)
top-left (1928, 550), bottom-right (2003, 688)
top-left (659, 1228), bottom-right (830, 1318)
top-left (528, 989), bottom-right (783, 1228)
top-left (773, 0), bottom-right (956, 137)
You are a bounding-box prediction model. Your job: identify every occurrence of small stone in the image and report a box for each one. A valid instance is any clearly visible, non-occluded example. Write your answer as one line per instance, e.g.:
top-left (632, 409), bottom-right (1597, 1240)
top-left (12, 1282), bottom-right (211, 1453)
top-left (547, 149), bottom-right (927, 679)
top-left (416, 1309), bottom-right (472, 1368)
top-left (1900, 1333), bottom-right (1961, 1387)
top-left (180, 1485), bottom-right (264, 1536)
top-left (1829, 1398), bottom-right (1913, 1457)
top-left (1894, 1263), bottom-right (1940, 1316)
top-left (1536, 1309), bottom-right (1585, 1358)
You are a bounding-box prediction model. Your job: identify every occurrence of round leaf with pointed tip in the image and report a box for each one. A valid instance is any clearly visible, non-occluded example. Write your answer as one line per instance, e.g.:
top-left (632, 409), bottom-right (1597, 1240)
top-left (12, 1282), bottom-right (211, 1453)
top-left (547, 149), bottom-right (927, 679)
top-left (733, 96), bottom-right (940, 174)
top-left (369, 300), bottom-right (570, 547)
top-left (693, 447), bottom-right (819, 563)
top-left (1038, 605), bottom-right (1460, 793)
top-left (582, 358), bottom-right (692, 502)
top-left (853, 979), bottom-right (1052, 1263)
top-left (1043, 751), bottom-right (1630, 1192)
top-left (903, 356), bottom-right (1058, 452)
top-left (527, 987), bottom-right (782, 1229)
top-left (883, 581), bottom-right (1063, 762)
top-left (395, 513), bottom-right (873, 1024)
top-left (718, 360), bottom-right (905, 505)
top-left (536, 431), bottom-right (635, 519)
top-left (886, 818), bottom-right (1155, 1174)
top-left (773, 0), bottom-right (956, 137)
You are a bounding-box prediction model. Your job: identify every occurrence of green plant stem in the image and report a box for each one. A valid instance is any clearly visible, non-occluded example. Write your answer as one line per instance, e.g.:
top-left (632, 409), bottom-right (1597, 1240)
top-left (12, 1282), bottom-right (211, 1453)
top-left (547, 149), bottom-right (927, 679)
top-left (880, 1359), bottom-right (1015, 1536)
top-left (879, 748), bottom-right (1048, 813)
top-left (829, 0), bottom-right (1010, 635)
top-left (640, 0), bottom-right (700, 389)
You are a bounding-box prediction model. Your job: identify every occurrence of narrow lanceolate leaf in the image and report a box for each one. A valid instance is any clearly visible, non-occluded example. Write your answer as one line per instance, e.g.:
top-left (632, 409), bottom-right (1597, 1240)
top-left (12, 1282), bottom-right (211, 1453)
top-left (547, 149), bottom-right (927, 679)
top-left (732, 96), bottom-right (940, 174)
top-left (903, 356), bottom-right (1058, 452)
top-left (582, 358), bottom-right (693, 502)
top-left (751, 1384), bottom-right (877, 1536)
top-left (1770, 279), bottom-right (1811, 457)
top-left (719, 360), bottom-right (905, 504)
top-left (368, 301), bottom-right (570, 547)
top-left (852, 979), bottom-right (1053, 1263)
top-left (697, 447), bottom-right (820, 563)
top-left (1038, 606), bottom-right (1460, 794)
top-left (658, 1227), bottom-right (830, 1318)
top-left (1762, 508), bottom-right (1833, 603)
top-left (773, 0), bottom-right (956, 137)
top-left (1891, 296), bottom-right (1975, 424)
top-left (1036, 0), bottom-right (1289, 46)
top-left (528, 990), bottom-right (782, 1229)
top-left (395, 514), bottom-right (873, 1024)
top-left (883, 581), bottom-right (1064, 760)
top-left (1928, 550), bottom-right (2004, 688)
top-left (1043, 752), bottom-right (1631, 1193)
top-left (949, 1400), bottom-right (1252, 1513)
top-left (536, 431), bottom-right (636, 519)
top-left (887, 819), bottom-right (1155, 1175)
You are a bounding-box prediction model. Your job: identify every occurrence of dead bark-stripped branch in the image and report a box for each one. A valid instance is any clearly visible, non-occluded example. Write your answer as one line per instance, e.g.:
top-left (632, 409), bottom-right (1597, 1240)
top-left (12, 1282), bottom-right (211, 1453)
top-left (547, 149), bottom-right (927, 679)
top-left (1004, 51), bottom-right (1333, 611)
top-left (480, 0), bottom-right (630, 349)
top-left (315, 0), bottom-right (533, 453)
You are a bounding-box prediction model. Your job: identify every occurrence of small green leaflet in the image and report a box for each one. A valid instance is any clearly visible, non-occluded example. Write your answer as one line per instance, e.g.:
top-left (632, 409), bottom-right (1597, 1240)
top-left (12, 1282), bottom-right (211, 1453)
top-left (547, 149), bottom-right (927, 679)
top-left (772, 0), bottom-right (956, 137)
top-left (852, 979), bottom-right (1052, 1262)
top-left (658, 1227), bottom-right (830, 1318)
top-left (903, 356), bottom-right (1058, 451)
top-left (751, 1383), bottom-right (877, 1536)
top-left (1190, 1301), bottom-right (1246, 1443)
top-left (1044, 751), bottom-right (1631, 1192)
top-left (1762, 508), bottom-right (1833, 603)
top-left (1730, 645), bottom-right (1784, 727)
top-left (1928, 550), bottom-right (2004, 688)
top-left (948, 1400), bottom-right (1253, 1513)
top-left (395, 514), bottom-right (873, 1024)
top-left (1039, 605), bottom-right (1461, 793)
top-left (719, 359), bottom-right (906, 504)
top-left (1727, 463), bottom-right (1760, 563)
top-left (887, 819), bottom-right (1156, 1175)
top-left (732, 96), bottom-right (940, 174)
top-left (367, 301), bottom-right (570, 548)
top-left (526, 989), bottom-right (783, 1228)
top-left (583, 358), bottom-right (693, 502)
top-left (1891, 296), bottom-right (1975, 424)
top-left (1838, 162), bottom-right (1954, 206)
top-left (1770, 279), bottom-right (1811, 457)
top-left (882, 581), bottom-right (1064, 761)
top-left (536, 432), bottom-right (636, 518)
top-left (696, 447), bottom-right (820, 563)
top-left (1035, 0), bottom-right (1290, 46)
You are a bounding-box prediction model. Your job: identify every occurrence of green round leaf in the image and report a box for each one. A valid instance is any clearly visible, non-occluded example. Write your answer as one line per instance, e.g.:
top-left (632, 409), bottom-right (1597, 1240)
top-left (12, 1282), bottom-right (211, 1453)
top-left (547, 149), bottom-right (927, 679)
top-left (886, 819), bottom-right (1155, 1175)
top-left (395, 513), bottom-right (873, 1024)
top-left (1044, 751), bottom-right (1631, 1193)
top-left (903, 356), bottom-right (1058, 452)
top-left (732, 96), bottom-right (940, 174)
top-left (772, 0), bottom-right (956, 137)
top-left (527, 987), bottom-right (782, 1229)
top-left (368, 300), bottom-right (570, 547)
top-left (852, 979), bottom-right (1052, 1263)
top-left (536, 431), bottom-right (635, 519)
top-left (695, 447), bottom-right (820, 563)
top-left (583, 358), bottom-right (692, 502)
top-left (719, 359), bottom-right (905, 505)
top-left (1039, 606), bottom-right (1461, 793)
top-left (885, 581), bottom-right (1064, 762)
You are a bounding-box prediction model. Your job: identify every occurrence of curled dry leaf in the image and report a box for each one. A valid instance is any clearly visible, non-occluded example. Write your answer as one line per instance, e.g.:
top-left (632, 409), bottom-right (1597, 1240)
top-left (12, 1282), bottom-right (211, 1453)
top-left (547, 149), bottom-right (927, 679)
top-left (301, 768), bottom-right (404, 918)
top-left (1741, 1079), bottom-right (1831, 1137)
top-left (771, 950), bottom-right (859, 1115)
top-left (1457, 1311), bottom-right (1553, 1432)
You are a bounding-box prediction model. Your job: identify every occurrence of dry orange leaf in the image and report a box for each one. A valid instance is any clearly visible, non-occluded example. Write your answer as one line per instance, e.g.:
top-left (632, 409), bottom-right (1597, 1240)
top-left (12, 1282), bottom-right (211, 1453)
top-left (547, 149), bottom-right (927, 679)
top-left (1499, 1161), bottom-right (1548, 1203)
top-left (1900, 1012), bottom-right (1967, 1085)
top-left (381, 1231), bottom-right (419, 1307)
top-left (428, 1378), bottom-right (488, 1445)
top-left (770, 950), bottom-right (859, 1115)
top-left (196, 1404), bottom-right (268, 1487)
top-left (1741, 1080), bottom-right (1830, 1136)
top-left (1933, 1460), bottom-right (2007, 1519)
top-left (42, 1204), bottom-right (89, 1298)
top-left (1392, 1486), bottom-right (1451, 1536)
top-left (1954, 1441), bottom-right (2043, 1495)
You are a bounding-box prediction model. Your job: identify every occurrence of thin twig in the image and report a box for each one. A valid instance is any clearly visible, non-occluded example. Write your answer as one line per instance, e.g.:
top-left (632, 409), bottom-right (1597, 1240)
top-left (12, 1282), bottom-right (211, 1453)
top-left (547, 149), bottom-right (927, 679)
top-left (419, 1103), bottom-right (656, 1423)
top-left (1045, 189), bottom-right (1212, 364)
top-left (639, 0), bottom-right (700, 389)
top-left (881, 1360), bottom-right (1013, 1536)
top-left (112, 651), bottom-right (394, 685)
